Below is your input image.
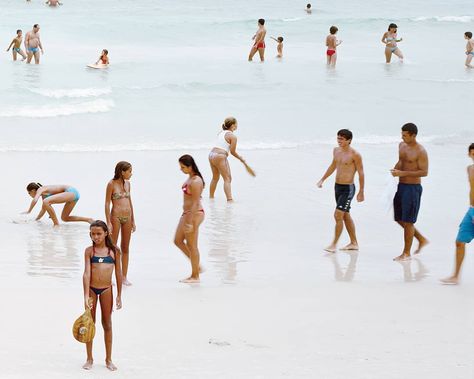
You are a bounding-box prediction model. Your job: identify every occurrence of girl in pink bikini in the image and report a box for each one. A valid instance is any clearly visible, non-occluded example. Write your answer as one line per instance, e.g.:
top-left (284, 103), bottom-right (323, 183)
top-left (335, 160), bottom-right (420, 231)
top-left (174, 155), bottom-right (205, 283)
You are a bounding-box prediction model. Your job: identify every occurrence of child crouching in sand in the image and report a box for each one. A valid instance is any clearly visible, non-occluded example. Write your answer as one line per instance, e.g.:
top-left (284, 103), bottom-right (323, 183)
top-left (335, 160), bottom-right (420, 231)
top-left (270, 36), bottom-right (284, 58)
top-left (82, 220), bottom-right (122, 371)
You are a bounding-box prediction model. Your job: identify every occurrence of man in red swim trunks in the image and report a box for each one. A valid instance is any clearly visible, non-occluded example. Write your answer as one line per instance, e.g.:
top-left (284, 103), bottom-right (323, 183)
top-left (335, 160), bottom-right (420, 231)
top-left (248, 19), bottom-right (266, 62)
top-left (326, 25), bottom-right (342, 67)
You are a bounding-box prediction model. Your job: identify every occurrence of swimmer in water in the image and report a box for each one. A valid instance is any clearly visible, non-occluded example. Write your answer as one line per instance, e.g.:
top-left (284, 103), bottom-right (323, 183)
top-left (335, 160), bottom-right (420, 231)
top-left (326, 26), bottom-right (342, 67)
top-left (382, 23), bottom-right (404, 63)
top-left (306, 4), bottom-right (312, 14)
top-left (105, 161), bottom-right (135, 286)
top-left (270, 36), bottom-right (284, 58)
top-left (248, 19), bottom-right (266, 62)
top-left (45, 0), bottom-right (62, 6)
top-left (82, 220), bottom-right (122, 371)
top-left (464, 31), bottom-right (474, 68)
top-left (6, 29), bottom-right (27, 61)
top-left (209, 117), bottom-right (256, 201)
top-left (24, 183), bottom-right (93, 227)
top-left (95, 49), bottom-right (109, 66)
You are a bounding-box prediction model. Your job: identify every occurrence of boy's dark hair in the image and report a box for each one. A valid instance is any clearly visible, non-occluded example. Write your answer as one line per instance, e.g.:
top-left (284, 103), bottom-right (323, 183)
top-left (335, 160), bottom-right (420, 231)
top-left (17, 29), bottom-right (22, 34)
top-left (258, 19), bottom-right (265, 25)
top-left (401, 123), bottom-right (418, 136)
top-left (330, 26), bottom-right (338, 34)
top-left (337, 129), bottom-right (353, 141)
top-left (388, 23), bottom-right (397, 30)
top-left (469, 143), bottom-right (474, 152)
top-left (465, 31), bottom-right (473, 39)
top-left (307, 3), bottom-right (311, 8)
top-left (33, 24), bottom-right (39, 28)
top-left (278, 37), bottom-right (284, 42)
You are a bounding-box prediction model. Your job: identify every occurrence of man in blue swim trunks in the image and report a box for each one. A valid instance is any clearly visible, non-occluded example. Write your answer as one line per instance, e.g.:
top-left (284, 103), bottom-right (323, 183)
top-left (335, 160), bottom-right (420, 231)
top-left (441, 143), bottom-right (474, 284)
top-left (25, 24), bottom-right (43, 64)
top-left (391, 123), bottom-right (429, 261)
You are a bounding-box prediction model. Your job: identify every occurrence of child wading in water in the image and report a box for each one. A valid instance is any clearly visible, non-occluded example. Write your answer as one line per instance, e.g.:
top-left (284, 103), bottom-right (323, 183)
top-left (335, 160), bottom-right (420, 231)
top-left (464, 31), bottom-right (474, 68)
top-left (6, 29), bottom-right (27, 61)
top-left (96, 49), bottom-right (109, 65)
top-left (82, 220), bottom-right (122, 371)
top-left (270, 36), bottom-right (284, 58)
top-left (326, 26), bottom-right (342, 67)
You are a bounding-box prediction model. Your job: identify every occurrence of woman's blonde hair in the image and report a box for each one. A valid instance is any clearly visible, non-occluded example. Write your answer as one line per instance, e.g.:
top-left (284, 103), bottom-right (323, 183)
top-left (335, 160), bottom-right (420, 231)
top-left (222, 117), bottom-right (237, 130)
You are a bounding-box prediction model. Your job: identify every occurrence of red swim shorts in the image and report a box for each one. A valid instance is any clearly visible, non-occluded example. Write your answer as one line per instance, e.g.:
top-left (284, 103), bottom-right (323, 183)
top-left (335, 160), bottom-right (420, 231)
top-left (326, 49), bottom-right (336, 56)
top-left (254, 41), bottom-right (266, 49)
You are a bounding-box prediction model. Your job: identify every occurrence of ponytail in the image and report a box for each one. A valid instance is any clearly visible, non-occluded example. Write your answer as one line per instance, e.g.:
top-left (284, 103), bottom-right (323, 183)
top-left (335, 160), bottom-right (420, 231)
top-left (222, 116), bottom-right (237, 130)
top-left (179, 154), bottom-right (205, 188)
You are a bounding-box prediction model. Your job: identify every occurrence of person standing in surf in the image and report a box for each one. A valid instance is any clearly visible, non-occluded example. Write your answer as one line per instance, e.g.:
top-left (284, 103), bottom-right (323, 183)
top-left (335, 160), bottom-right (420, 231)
top-left (326, 26), bottom-right (342, 67)
top-left (391, 123), bottom-right (429, 261)
top-left (25, 24), bottom-right (44, 64)
top-left (248, 19), bottom-right (266, 62)
top-left (174, 155), bottom-right (205, 283)
top-left (6, 29), bottom-right (27, 61)
top-left (24, 183), bottom-right (93, 227)
top-left (209, 117), bottom-right (255, 201)
top-left (382, 23), bottom-right (404, 63)
top-left (317, 129), bottom-right (365, 253)
top-left (105, 161), bottom-right (135, 286)
top-left (82, 220), bottom-right (122, 371)
top-left (464, 31), bottom-right (474, 68)
top-left (441, 143), bottom-right (474, 284)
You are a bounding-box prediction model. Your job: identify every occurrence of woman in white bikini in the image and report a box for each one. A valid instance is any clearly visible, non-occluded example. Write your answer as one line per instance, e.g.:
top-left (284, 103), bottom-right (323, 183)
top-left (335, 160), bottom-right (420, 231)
top-left (208, 117), bottom-right (255, 201)
top-left (382, 23), bottom-right (404, 63)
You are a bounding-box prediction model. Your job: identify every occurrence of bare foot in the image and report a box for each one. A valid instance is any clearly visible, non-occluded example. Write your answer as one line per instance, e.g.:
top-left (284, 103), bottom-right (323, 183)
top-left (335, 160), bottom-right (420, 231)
top-left (106, 360), bottom-right (117, 371)
top-left (393, 253), bottom-right (411, 261)
top-left (122, 278), bottom-right (132, 286)
top-left (82, 360), bottom-right (93, 370)
top-left (324, 245), bottom-right (337, 253)
top-left (440, 276), bottom-right (459, 285)
top-left (340, 243), bottom-right (359, 251)
top-left (180, 276), bottom-right (200, 283)
top-left (414, 238), bottom-right (429, 255)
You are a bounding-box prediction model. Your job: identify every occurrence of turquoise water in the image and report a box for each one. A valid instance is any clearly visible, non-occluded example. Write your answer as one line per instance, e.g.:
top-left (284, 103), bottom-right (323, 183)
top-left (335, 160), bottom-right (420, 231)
top-left (0, 0), bottom-right (473, 150)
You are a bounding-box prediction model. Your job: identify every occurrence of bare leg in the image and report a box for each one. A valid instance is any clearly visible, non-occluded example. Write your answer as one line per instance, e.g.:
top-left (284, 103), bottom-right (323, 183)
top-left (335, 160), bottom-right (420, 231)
top-left (83, 291), bottom-right (97, 370)
top-left (180, 212), bottom-right (205, 282)
top-left (340, 212), bottom-right (359, 250)
top-left (330, 52), bottom-right (337, 67)
top-left (393, 48), bottom-right (404, 62)
top-left (61, 200), bottom-right (94, 223)
top-left (465, 54), bottom-right (473, 68)
top-left (19, 49), bottom-right (27, 60)
top-left (120, 220), bottom-right (133, 285)
top-left (98, 288), bottom-right (116, 371)
top-left (215, 156), bottom-right (232, 201)
top-left (326, 53), bottom-right (331, 65)
top-left (41, 199), bottom-right (60, 226)
top-left (441, 241), bottom-right (466, 284)
top-left (12, 50), bottom-right (17, 61)
top-left (385, 47), bottom-right (392, 63)
top-left (258, 48), bottom-right (265, 62)
top-left (26, 51), bottom-right (33, 64)
top-left (325, 210), bottom-right (344, 253)
top-left (209, 158), bottom-right (220, 199)
top-left (34, 50), bottom-right (40, 64)
top-left (248, 47), bottom-right (258, 61)
top-left (393, 221), bottom-right (414, 261)
top-left (413, 228), bottom-right (429, 254)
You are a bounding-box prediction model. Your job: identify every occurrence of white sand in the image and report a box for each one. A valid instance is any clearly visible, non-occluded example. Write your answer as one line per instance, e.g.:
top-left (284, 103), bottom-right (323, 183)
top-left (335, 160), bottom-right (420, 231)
top-left (0, 147), bottom-right (473, 378)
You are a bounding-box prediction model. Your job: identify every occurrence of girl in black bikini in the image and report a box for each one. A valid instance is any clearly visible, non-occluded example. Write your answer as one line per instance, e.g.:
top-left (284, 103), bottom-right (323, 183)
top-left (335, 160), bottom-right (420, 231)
top-left (82, 220), bottom-right (122, 371)
top-left (174, 155), bottom-right (205, 283)
top-left (105, 161), bottom-right (135, 286)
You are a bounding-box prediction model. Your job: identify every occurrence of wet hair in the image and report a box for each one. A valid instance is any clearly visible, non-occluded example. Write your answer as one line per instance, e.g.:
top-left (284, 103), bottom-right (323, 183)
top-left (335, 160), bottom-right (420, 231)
top-left (277, 37), bottom-right (284, 42)
top-left (330, 26), bottom-right (338, 35)
top-left (179, 155), bottom-right (205, 188)
top-left (102, 49), bottom-right (108, 55)
top-left (465, 32), bottom-right (473, 39)
top-left (388, 23), bottom-right (397, 31)
top-left (222, 117), bottom-right (237, 130)
top-left (90, 220), bottom-right (117, 254)
top-left (307, 4), bottom-right (311, 8)
top-left (469, 143), bottom-right (474, 152)
top-left (26, 182), bottom-right (42, 192)
top-left (401, 122), bottom-right (418, 136)
top-left (113, 161), bottom-right (132, 180)
top-left (17, 29), bottom-right (22, 34)
top-left (337, 129), bottom-right (353, 141)
top-left (258, 19), bottom-right (265, 25)
top-left (33, 24), bottom-right (39, 28)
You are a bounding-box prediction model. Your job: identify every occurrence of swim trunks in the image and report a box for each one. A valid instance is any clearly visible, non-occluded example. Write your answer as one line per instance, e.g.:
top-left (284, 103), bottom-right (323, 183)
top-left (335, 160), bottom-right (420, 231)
top-left (326, 49), bottom-right (336, 56)
top-left (254, 41), bottom-right (265, 49)
top-left (456, 207), bottom-right (474, 244)
top-left (335, 183), bottom-right (355, 212)
top-left (14, 47), bottom-right (21, 52)
top-left (66, 187), bottom-right (80, 202)
top-left (28, 47), bottom-right (39, 53)
top-left (393, 183), bottom-right (422, 223)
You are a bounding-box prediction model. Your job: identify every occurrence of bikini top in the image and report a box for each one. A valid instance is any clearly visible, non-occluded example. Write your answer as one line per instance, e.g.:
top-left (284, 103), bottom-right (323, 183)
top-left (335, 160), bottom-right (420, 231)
top-left (112, 191), bottom-right (130, 200)
top-left (215, 131), bottom-right (231, 152)
top-left (90, 246), bottom-right (115, 264)
top-left (182, 183), bottom-right (191, 196)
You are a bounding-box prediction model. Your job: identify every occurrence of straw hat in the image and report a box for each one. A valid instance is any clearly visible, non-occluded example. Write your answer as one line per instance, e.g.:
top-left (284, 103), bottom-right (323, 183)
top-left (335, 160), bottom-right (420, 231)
top-left (72, 308), bottom-right (95, 343)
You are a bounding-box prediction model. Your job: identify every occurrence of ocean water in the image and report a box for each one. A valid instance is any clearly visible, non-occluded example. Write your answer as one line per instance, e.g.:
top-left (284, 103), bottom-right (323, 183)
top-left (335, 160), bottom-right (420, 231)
top-left (0, 0), bottom-right (473, 152)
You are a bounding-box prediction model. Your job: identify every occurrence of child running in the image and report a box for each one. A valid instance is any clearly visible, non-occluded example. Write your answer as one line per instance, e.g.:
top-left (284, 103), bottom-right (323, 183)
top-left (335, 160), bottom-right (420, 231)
top-left (441, 143), bottom-right (474, 284)
top-left (95, 49), bottom-right (109, 66)
top-left (174, 155), bottom-right (205, 283)
top-left (317, 129), bottom-right (365, 252)
top-left (82, 220), bottom-right (122, 371)
top-left (270, 36), bottom-right (284, 58)
top-left (464, 31), bottom-right (474, 68)
top-left (6, 30), bottom-right (26, 61)
top-left (326, 26), bottom-right (342, 67)
top-left (105, 161), bottom-right (135, 286)
top-left (382, 23), bottom-right (404, 63)
top-left (24, 183), bottom-right (93, 226)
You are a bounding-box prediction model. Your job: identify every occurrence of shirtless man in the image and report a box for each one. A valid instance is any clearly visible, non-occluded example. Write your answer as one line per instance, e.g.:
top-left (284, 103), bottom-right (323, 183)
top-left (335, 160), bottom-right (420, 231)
top-left (248, 19), bottom-right (266, 62)
top-left (25, 24), bottom-right (43, 64)
top-left (391, 123), bottom-right (429, 261)
top-left (317, 129), bottom-right (365, 253)
top-left (326, 26), bottom-right (342, 67)
top-left (441, 143), bottom-right (474, 284)
top-left (464, 31), bottom-right (474, 68)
